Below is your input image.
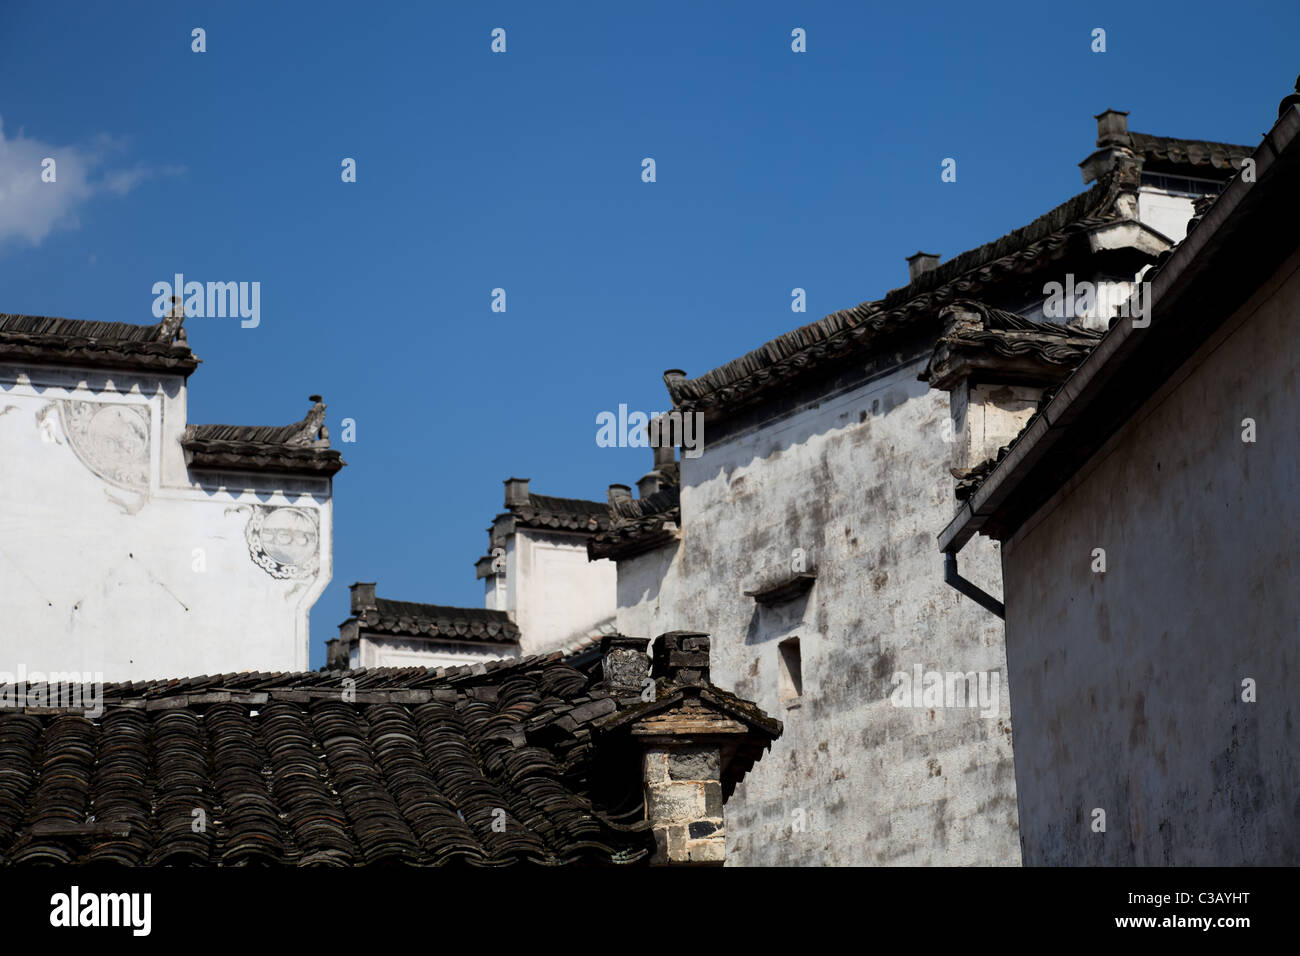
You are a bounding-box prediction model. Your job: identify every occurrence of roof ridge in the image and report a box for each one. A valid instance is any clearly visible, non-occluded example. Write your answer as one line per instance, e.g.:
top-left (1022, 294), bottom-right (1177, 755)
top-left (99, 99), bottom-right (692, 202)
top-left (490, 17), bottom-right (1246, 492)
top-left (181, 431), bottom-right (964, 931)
top-left (1128, 129), bottom-right (1254, 151)
top-left (668, 172), bottom-right (1130, 415)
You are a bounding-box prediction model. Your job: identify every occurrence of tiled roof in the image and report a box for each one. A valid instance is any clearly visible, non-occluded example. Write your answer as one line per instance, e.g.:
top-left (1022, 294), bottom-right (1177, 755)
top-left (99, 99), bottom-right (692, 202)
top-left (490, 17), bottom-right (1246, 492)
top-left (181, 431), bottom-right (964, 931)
top-left (939, 100), bottom-right (1299, 552)
top-left (667, 166), bottom-right (1138, 420)
top-left (0, 313), bottom-right (199, 374)
top-left (511, 494), bottom-right (612, 533)
top-left (942, 143), bottom-right (1252, 508)
top-left (555, 620), bottom-right (619, 661)
top-left (187, 423), bottom-right (307, 444)
top-left (0, 654), bottom-right (658, 866)
top-left (355, 599), bottom-right (521, 644)
top-left (588, 486), bottom-right (681, 561)
top-left (1127, 131), bottom-right (1253, 174)
top-left (182, 398), bottom-right (345, 477)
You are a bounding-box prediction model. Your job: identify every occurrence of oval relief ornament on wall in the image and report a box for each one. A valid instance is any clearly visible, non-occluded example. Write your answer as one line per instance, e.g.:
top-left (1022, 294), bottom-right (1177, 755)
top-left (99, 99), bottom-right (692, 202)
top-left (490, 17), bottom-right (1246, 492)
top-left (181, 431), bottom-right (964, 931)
top-left (245, 506), bottom-right (321, 580)
top-left (58, 400), bottom-right (151, 492)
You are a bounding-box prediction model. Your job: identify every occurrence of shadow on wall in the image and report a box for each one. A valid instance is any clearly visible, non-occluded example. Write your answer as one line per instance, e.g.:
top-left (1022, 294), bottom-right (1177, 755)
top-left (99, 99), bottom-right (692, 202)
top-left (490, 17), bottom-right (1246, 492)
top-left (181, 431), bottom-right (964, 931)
top-left (616, 543), bottom-right (675, 615)
top-left (744, 590), bottom-right (811, 646)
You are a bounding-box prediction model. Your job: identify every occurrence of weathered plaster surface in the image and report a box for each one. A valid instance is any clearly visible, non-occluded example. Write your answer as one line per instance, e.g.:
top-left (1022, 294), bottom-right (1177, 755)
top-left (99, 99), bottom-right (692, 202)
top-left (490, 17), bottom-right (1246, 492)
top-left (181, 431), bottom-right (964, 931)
top-left (615, 541), bottom-right (682, 640)
top-left (0, 364), bottom-right (331, 681)
top-left (1002, 248), bottom-right (1300, 865)
top-left (354, 635), bottom-right (518, 669)
top-left (1138, 186), bottom-right (1196, 243)
top-left (510, 529), bottom-right (616, 655)
top-left (626, 355), bottom-right (1020, 865)
top-left (953, 383), bottom-right (1044, 471)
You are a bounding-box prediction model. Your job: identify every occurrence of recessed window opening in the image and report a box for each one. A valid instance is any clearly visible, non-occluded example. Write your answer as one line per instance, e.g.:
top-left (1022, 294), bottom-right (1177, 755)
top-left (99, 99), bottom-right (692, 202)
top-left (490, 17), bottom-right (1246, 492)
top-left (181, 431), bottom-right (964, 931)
top-left (778, 637), bottom-right (802, 705)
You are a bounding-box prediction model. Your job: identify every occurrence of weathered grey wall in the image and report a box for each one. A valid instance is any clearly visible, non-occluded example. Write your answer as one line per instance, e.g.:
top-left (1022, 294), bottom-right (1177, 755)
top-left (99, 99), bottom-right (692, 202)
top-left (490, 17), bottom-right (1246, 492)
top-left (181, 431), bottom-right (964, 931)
top-left (661, 350), bottom-right (1020, 865)
top-left (1002, 247), bottom-right (1300, 865)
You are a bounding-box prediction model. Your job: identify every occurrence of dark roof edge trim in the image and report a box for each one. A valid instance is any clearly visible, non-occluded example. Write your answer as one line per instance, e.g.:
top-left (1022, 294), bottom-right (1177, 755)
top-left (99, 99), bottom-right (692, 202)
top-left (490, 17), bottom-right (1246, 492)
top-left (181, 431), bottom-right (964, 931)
top-left (939, 106), bottom-right (1300, 554)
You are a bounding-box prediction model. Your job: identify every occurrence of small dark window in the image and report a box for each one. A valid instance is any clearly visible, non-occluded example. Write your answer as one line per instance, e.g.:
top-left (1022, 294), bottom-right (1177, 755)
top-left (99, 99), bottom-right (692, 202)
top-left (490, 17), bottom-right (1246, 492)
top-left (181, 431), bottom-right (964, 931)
top-left (778, 637), bottom-right (802, 705)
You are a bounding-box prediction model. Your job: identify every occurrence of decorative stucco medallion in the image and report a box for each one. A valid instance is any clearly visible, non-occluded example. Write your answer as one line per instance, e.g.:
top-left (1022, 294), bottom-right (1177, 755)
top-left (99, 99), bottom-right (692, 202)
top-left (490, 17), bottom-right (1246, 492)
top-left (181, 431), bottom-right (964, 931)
top-left (245, 506), bottom-right (320, 580)
top-left (58, 400), bottom-right (151, 491)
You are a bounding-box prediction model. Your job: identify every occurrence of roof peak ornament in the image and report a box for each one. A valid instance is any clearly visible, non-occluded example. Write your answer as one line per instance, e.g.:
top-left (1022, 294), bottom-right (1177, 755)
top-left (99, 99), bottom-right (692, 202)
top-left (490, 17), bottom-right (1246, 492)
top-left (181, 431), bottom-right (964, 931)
top-left (286, 395), bottom-right (330, 447)
top-left (156, 295), bottom-right (188, 345)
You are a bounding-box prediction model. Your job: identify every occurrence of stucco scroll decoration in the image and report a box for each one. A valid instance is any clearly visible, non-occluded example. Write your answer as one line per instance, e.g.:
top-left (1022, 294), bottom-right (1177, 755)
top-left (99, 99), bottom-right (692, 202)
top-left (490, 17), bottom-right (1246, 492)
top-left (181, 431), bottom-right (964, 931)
top-left (245, 505), bottom-right (320, 580)
top-left (57, 400), bottom-right (151, 492)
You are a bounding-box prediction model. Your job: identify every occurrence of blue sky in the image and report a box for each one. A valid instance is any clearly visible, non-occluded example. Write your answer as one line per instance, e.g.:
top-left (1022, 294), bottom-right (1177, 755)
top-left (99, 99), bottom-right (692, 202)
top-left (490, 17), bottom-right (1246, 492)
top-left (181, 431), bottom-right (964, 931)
top-left (2, 1), bottom-right (1295, 666)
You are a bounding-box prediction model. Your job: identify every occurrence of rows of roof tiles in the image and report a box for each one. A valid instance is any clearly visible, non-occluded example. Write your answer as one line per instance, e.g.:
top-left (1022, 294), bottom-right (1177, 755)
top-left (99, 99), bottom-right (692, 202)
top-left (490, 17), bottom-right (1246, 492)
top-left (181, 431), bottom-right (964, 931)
top-left (0, 657), bottom-right (652, 865)
top-left (1127, 131), bottom-right (1253, 172)
top-left (355, 600), bottom-right (522, 644)
top-left (507, 493), bottom-right (613, 533)
top-left (0, 313), bottom-right (199, 373)
top-left (588, 487), bottom-right (681, 561)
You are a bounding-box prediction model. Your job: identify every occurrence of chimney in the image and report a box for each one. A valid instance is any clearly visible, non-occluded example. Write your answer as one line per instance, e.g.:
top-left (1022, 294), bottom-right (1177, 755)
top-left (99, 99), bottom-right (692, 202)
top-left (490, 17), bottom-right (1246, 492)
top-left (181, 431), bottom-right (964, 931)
top-left (600, 635), bottom-right (650, 698)
top-left (1095, 109), bottom-right (1130, 148)
top-left (653, 443), bottom-right (675, 470)
top-left (324, 638), bottom-right (347, 671)
top-left (503, 477), bottom-right (530, 508)
top-left (350, 582), bottom-right (377, 614)
top-left (906, 252), bottom-right (940, 283)
top-left (652, 631), bottom-right (710, 686)
top-left (608, 483), bottom-right (633, 506)
top-left (637, 472), bottom-right (662, 498)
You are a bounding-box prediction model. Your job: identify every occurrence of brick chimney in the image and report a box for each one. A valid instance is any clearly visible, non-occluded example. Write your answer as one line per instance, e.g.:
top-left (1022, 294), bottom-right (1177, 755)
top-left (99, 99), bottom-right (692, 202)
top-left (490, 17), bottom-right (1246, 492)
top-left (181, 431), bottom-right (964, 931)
top-left (906, 251), bottom-right (941, 283)
top-left (652, 631), bottom-right (710, 686)
top-left (350, 582), bottom-right (377, 614)
top-left (1080, 108), bottom-right (1141, 185)
top-left (607, 484), bottom-right (633, 506)
top-left (503, 477), bottom-right (530, 508)
top-left (644, 632), bottom-right (721, 864)
top-left (1095, 108), bottom-right (1130, 148)
top-left (597, 630), bottom-right (781, 866)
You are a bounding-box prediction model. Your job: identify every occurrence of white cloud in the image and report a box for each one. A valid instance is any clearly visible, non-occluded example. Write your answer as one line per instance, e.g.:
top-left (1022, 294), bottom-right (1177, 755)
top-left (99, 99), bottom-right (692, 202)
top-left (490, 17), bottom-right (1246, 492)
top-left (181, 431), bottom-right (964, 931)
top-left (0, 117), bottom-right (183, 246)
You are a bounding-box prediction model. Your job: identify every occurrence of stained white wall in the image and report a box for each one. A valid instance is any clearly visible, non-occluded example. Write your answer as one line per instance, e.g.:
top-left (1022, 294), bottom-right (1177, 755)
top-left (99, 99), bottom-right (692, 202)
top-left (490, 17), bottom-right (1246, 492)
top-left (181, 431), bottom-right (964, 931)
top-left (0, 362), bottom-right (332, 682)
top-left (355, 636), bottom-right (518, 669)
top-left (511, 529), bottom-right (616, 655)
top-left (1002, 246), bottom-right (1300, 865)
top-left (1138, 188), bottom-right (1196, 243)
top-left (620, 356), bottom-right (1021, 865)
top-left (613, 540), bottom-right (682, 640)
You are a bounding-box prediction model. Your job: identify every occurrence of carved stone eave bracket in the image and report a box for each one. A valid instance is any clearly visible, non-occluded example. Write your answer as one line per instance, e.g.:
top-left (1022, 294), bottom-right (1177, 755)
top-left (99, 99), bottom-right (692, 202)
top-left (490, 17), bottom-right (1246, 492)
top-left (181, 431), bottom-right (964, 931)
top-left (921, 300), bottom-right (1104, 392)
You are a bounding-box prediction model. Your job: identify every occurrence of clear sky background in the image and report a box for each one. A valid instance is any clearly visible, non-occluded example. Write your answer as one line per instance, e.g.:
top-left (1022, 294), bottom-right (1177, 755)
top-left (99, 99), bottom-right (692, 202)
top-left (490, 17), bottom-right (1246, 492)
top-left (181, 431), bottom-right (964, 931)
top-left (2, 1), bottom-right (1295, 667)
